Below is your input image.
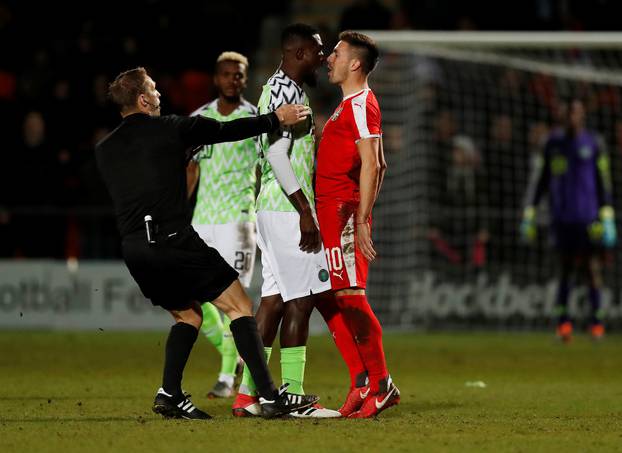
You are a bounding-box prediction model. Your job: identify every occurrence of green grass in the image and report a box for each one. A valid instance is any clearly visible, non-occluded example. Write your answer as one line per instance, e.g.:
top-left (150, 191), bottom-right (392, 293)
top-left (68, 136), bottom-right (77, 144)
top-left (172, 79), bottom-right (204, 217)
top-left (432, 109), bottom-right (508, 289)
top-left (1, 331), bottom-right (621, 453)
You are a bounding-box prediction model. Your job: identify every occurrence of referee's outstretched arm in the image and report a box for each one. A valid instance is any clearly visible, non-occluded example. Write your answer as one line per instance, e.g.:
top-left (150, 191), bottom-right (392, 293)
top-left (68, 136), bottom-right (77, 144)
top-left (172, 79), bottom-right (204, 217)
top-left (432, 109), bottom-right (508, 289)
top-left (178, 104), bottom-right (310, 150)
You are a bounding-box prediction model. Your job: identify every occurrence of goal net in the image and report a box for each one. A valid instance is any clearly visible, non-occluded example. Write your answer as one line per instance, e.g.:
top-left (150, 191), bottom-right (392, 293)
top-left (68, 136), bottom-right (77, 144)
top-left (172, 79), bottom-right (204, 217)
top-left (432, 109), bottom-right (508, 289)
top-left (365, 32), bottom-right (622, 330)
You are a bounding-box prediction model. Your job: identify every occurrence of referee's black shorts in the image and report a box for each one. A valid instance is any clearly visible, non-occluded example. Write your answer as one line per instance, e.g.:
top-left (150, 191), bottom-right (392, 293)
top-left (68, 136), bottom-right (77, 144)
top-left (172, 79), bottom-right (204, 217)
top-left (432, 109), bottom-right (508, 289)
top-left (121, 225), bottom-right (239, 310)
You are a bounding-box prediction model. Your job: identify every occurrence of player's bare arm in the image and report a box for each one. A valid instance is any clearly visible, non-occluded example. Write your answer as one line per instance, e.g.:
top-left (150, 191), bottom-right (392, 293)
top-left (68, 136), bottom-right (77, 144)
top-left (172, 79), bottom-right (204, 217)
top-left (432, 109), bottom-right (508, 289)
top-left (288, 189), bottom-right (321, 253)
top-left (356, 136), bottom-right (381, 261)
top-left (376, 136), bottom-right (387, 200)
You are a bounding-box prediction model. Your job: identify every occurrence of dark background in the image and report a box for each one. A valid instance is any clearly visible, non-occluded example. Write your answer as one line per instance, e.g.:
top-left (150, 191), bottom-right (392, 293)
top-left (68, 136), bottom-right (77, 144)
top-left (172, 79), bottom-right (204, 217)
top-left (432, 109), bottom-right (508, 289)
top-left (1, 0), bottom-right (621, 259)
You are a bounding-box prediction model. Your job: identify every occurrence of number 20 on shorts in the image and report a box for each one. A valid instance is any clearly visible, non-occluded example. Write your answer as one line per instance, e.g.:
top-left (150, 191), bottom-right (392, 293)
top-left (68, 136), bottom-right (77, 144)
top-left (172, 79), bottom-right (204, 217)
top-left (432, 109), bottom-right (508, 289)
top-left (234, 251), bottom-right (252, 271)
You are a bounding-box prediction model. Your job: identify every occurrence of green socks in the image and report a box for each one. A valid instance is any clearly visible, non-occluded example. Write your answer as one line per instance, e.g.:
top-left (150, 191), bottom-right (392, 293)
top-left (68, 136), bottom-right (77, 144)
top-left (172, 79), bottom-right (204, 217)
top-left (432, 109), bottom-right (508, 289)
top-left (238, 346), bottom-right (307, 396)
top-left (201, 303), bottom-right (223, 354)
top-left (220, 315), bottom-right (239, 377)
top-left (239, 347), bottom-right (272, 396)
top-left (201, 303), bottom-right (240, 382)
top-left (281, 346), bottom-right (306, 395)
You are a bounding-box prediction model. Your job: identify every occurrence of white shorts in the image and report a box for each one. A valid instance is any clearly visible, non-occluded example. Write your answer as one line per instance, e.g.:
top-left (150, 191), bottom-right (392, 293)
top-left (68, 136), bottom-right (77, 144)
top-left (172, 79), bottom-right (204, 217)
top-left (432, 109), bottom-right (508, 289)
top-left (256, 211), bottom-right (331, 302)
top-left (193, 222), bottom-right (257, 288)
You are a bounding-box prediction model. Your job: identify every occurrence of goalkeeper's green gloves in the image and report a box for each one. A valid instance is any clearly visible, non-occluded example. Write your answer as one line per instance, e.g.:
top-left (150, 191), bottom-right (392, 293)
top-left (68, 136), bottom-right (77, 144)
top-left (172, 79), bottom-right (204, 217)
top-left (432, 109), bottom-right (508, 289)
top-left (520, 206), bottom-right (537, 244)
top-left (589, 206), bottom-right (617, 248)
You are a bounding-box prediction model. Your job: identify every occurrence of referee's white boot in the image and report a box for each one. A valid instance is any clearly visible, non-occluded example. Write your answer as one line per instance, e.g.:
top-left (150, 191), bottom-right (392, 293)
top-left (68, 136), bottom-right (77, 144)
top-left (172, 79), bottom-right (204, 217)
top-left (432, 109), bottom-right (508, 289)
top-left (259, 383), bottom-right (319, 419)
top-left (289, 403), bottom-right (342, 418)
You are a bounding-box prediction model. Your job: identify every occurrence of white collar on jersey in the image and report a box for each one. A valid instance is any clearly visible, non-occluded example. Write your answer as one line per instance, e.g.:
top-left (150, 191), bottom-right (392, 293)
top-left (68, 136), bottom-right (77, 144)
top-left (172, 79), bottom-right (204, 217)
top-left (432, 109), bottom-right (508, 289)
top-left (190, 98), bottom-right (255, 117)
top-left (342, 87), bottom-right (370, 101)
top-left (207, 98), bottom-right (255, 115)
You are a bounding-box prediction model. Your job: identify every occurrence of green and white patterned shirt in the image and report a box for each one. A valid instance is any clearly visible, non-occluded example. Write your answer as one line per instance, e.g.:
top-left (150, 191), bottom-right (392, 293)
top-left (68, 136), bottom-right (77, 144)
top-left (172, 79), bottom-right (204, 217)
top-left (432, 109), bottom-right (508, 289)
top-left (256, 69), bottom-right (316, 212)
top-left (191, 99), bottom-right (259, 224)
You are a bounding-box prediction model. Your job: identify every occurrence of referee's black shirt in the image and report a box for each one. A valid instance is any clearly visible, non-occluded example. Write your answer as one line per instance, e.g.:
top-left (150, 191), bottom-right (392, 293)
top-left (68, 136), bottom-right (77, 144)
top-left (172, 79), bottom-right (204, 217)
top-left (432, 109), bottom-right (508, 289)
top-left (96, 112), bottom-right (279, 237)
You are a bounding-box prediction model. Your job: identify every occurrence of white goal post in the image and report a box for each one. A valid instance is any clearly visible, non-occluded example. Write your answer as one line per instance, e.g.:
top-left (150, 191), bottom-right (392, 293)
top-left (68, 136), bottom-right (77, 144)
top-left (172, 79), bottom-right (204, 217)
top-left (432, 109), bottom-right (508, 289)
top-left (361, 32), bottom-right (622, 329)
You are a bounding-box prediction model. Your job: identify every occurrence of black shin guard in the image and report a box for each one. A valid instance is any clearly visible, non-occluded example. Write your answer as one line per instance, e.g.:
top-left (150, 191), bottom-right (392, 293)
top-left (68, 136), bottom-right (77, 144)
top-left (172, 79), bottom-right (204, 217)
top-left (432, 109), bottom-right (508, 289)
top-left (162, 322), bottom-right (198, 397)
top-left (230, 316), bottom-right (278, 399)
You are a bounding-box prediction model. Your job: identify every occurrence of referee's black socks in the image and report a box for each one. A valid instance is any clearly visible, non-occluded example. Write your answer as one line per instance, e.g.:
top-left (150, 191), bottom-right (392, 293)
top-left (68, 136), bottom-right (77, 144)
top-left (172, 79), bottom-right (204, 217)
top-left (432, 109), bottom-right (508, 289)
top-left (230, 316), bottom-right (278, 400)
top-left (162, 322), bottom-right (198, 397)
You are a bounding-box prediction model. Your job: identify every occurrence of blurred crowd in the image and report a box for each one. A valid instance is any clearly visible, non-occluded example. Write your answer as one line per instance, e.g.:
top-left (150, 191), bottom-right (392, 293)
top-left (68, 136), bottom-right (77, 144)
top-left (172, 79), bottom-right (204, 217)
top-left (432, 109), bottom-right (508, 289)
top-left (1, 0), bottom-right (622, 259)
top-left (411, 64), bottom-right (622, 278)
top-left (0, 0), bottom-right (285, 258)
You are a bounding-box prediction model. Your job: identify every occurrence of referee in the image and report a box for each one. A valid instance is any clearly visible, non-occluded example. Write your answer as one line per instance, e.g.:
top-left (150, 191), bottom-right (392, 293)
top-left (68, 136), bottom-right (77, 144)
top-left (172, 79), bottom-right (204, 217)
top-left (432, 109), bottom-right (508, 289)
top-left (96, 67), bottom-right (317, 419)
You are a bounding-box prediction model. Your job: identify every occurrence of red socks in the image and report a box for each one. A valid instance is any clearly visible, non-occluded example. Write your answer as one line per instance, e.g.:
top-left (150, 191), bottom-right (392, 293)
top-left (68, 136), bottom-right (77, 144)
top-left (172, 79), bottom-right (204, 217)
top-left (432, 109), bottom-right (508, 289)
top-left (316, 295), bottom-right (367, 389)
top-left (335, 294), bottom-right (388, 394)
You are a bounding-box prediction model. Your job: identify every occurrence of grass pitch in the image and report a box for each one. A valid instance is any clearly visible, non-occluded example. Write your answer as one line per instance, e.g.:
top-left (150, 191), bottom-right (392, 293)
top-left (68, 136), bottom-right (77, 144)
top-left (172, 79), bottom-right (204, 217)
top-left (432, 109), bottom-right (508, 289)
top-left (1, 330), bottom-right (621, 453)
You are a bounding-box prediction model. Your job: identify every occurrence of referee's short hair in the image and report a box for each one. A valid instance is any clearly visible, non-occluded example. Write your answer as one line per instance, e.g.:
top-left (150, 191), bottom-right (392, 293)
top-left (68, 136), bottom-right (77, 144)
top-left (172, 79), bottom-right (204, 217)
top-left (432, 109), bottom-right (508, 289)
top-left (108, 67), bottom-right (149, 112)
top-left (339, 30), bottom-right (379, 75)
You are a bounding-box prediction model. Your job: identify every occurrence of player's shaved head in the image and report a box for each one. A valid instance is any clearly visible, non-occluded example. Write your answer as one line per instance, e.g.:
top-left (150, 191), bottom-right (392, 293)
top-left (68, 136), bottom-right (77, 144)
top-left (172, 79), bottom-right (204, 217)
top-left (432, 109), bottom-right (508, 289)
top-left (338, 31), bottom-right (379, 75)
top-left (281, 23), bottom-right (320, 50)
top-left (279, 23), bottom-right (324, 88)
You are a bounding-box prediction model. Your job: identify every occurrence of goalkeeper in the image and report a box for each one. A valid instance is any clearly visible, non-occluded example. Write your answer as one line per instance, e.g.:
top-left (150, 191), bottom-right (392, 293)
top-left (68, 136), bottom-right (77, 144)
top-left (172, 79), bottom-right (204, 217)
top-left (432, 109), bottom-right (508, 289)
top-left (521, 98), bottom-right (616, 341)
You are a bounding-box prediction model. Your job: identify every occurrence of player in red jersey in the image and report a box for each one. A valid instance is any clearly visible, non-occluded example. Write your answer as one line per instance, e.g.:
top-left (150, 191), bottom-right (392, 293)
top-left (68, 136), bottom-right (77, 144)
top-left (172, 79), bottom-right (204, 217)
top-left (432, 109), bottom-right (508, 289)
top-left (315, 31), bottom-right (399, 418)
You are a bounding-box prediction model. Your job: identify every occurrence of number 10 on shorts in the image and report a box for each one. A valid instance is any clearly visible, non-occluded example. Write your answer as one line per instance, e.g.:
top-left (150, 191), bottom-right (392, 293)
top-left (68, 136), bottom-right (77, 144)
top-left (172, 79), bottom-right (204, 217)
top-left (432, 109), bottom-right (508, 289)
top-left (324, 247), bottom-right (343, 272)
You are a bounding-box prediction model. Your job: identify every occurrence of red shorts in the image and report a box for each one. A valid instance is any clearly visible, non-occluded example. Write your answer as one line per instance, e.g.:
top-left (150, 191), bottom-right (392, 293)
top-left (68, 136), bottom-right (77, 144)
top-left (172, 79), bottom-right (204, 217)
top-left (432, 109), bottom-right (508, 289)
top-left (316, 201), bottom-right (369, 290)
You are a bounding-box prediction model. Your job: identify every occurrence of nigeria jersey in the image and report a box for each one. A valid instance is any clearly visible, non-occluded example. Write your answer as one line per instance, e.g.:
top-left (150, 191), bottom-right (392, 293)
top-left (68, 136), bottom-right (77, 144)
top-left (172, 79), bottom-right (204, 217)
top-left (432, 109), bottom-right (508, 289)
top-left (191, 99), bottom-right (259, 224)
top-left (256, 69), bottom-right (316, 212)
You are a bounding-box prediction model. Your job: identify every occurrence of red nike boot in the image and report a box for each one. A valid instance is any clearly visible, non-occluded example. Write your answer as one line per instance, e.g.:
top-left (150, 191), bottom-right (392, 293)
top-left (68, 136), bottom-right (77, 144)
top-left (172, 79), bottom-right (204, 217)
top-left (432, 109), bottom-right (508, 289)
top-left (348, 379), bottom-right (400, 419)
top-left (338, 386), bottom-right (369, 417)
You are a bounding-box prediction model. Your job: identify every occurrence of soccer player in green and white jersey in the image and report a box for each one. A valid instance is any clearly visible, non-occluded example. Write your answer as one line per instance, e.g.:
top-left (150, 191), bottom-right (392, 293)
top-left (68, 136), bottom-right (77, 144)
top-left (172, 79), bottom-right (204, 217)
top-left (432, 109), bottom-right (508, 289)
top-left (187, 52), bottom-right (258, 398)
top-left (232, 24), bottom-right (341, 418)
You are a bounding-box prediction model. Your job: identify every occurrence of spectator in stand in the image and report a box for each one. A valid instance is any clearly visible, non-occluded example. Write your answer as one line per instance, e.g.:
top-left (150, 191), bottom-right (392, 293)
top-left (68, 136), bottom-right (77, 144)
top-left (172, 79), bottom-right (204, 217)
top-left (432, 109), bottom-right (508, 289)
top-left (429, 134), bottom-right (489, 274)
top-left (13, 111), bottom-right (66, 258)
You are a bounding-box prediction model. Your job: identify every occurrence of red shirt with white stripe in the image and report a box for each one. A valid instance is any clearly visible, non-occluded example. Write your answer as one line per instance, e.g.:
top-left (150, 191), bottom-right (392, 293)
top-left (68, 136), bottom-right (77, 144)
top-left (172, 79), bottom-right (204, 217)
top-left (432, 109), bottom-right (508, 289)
top-left (316, 88), bottom-right (382, 205)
